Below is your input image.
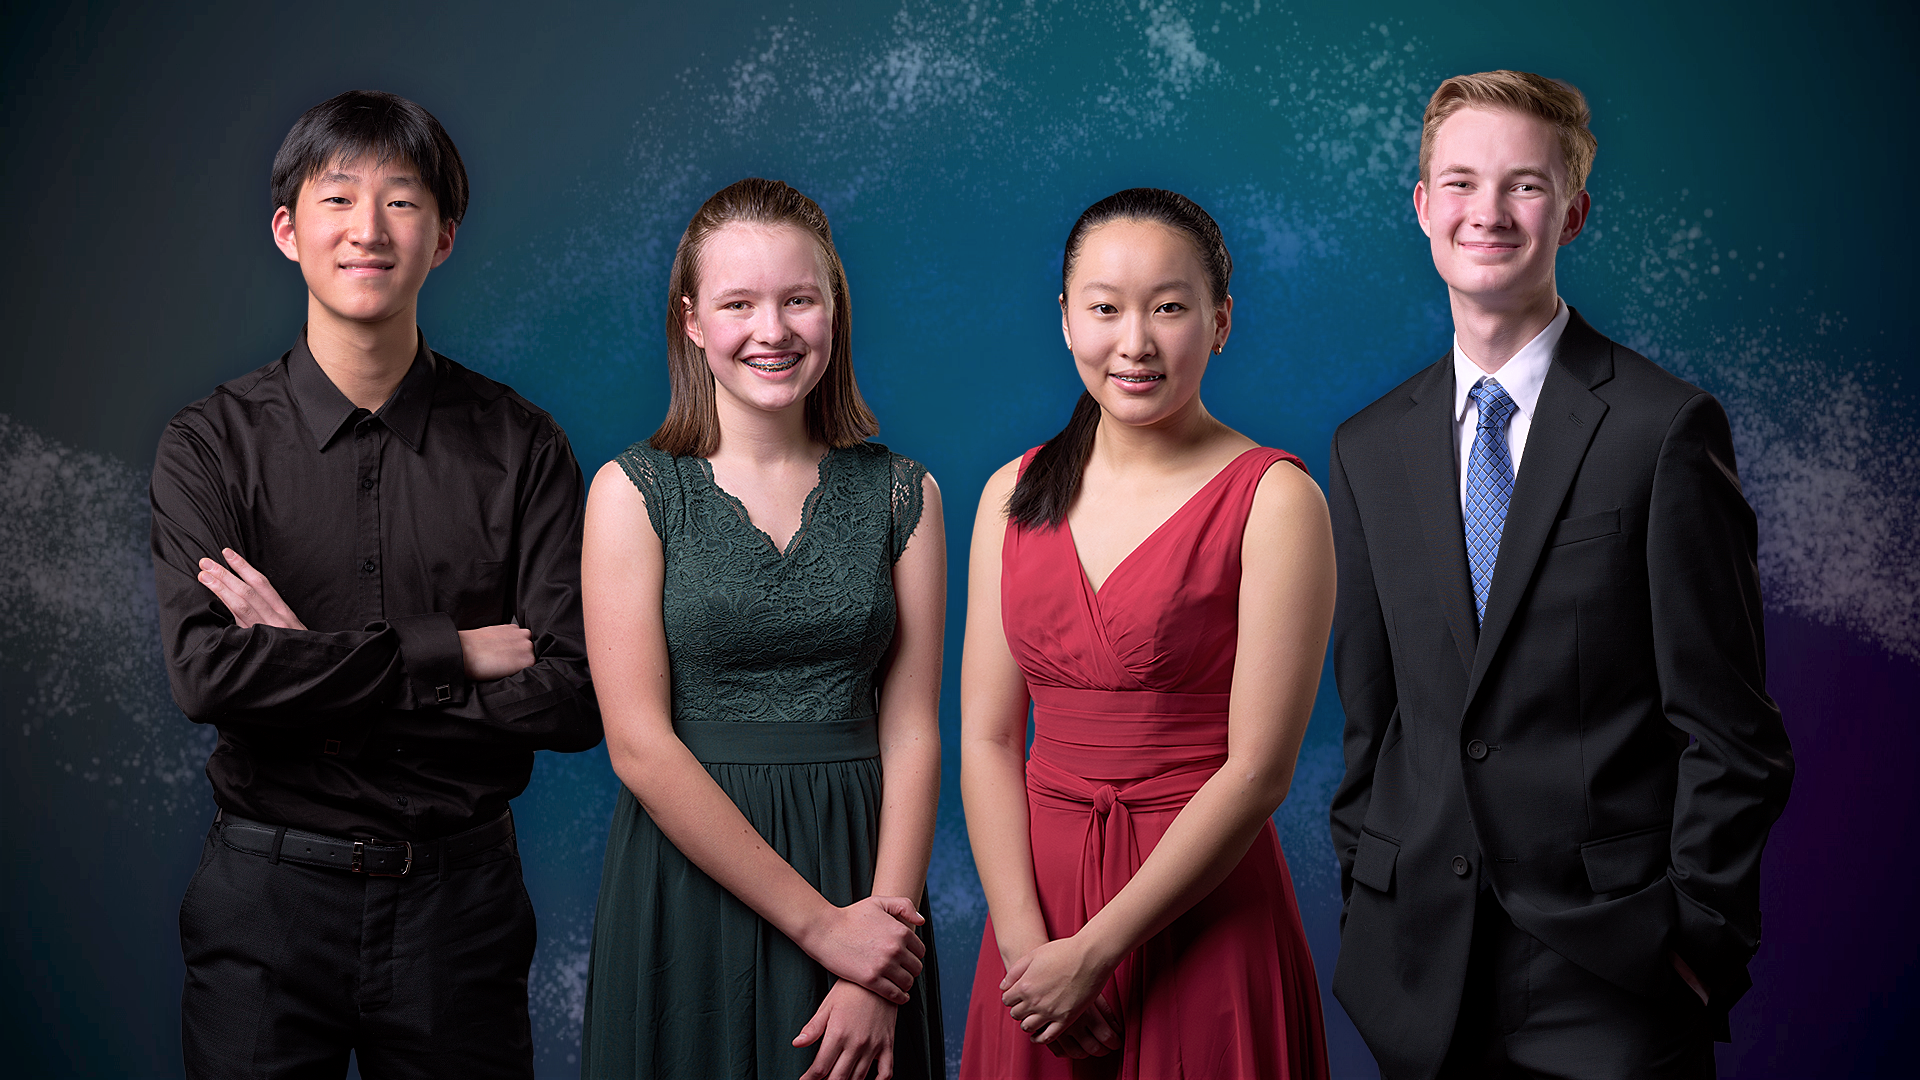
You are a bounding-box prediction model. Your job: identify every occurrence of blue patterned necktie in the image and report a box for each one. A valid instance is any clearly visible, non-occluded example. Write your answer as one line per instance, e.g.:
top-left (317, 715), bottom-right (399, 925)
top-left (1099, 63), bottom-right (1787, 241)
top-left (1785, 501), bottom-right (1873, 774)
top-left (1465, 378), bottom-right (1517, 625)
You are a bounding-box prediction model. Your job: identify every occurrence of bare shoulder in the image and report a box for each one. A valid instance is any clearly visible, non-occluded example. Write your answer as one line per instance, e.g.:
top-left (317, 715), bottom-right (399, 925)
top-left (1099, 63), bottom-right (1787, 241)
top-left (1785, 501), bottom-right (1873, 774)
top-left (976, 456), bottom-right (1024, 519)
top-left (1250, 455), bottom-right (1328, 522)
top-left (585, 459), bottom-right (657, 543)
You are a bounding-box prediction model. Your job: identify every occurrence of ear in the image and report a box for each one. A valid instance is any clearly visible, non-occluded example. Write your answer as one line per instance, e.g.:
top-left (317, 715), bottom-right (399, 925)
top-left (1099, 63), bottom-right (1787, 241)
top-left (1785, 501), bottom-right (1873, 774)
top-left (681, 294), bottom-right (706, 351)
top-left (1558, 189), bottom-right (1592, 247)
top-left (430, 219), bottom-right (457, 269)
top-left (1212, 293), bottom-right (1233, 353)
top-left (1059, 292), bottom-right (1072, 351)
top-left (271, 206), bottom-right (301, 263)
top-left (1413, 180), bottom-right (1432, 238)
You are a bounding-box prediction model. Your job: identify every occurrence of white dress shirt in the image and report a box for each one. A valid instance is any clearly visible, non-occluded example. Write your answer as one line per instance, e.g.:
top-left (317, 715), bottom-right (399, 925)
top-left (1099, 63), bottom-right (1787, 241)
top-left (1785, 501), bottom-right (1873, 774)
top-left (1453, 300), bottom-right (1570, 512)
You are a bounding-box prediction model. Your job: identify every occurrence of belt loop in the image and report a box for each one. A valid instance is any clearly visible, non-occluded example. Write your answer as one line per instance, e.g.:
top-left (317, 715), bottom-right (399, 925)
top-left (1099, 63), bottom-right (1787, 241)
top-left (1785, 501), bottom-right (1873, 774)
top-left (269, 826), bottom-right (287, 865)
top-left (438, 837), bottom-right (449, 882)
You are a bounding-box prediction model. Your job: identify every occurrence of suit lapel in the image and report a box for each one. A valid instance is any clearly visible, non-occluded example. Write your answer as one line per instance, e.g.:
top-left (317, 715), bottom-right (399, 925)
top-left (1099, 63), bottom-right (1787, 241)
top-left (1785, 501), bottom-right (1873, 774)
top-left (1397, 356), bottom-right (1478, 674)
top-left (1463, 309), bottom-right (1614, 711)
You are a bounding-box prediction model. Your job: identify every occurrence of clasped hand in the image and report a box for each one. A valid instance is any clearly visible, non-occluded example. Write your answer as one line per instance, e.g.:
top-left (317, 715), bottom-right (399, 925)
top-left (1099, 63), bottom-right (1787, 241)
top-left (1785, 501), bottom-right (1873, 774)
top-left (1000, 936), bottom-right (1124, 1058)
top-left (805, 895), bottom-right (926, 1004)
top-left (786, 897), bottom-right (924, 1080)
top-left (197, 548), bottom-right (533, 680)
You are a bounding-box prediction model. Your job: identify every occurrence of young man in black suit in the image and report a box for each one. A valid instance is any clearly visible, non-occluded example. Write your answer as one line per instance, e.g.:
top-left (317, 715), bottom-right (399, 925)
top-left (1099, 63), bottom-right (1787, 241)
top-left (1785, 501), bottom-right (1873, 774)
top-left (1327, 70), bottom-right (1793, 1079)
top-left (150, 90), bottom-right (600, 1078)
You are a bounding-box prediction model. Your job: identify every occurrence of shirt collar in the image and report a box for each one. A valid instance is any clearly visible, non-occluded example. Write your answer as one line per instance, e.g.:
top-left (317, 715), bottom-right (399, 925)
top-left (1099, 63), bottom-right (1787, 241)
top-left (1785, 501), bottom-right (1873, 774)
top-left (288, 329), bottom-right (437, 452)
top-left (1451, 299), bottom-right (1569, 423)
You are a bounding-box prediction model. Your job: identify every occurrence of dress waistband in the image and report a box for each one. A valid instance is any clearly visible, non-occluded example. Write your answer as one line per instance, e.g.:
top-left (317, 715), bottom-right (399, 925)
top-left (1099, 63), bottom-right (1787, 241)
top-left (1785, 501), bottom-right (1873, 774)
top-left (1028, 684), bottom-right (1230, 716)
top-left (1028, 685), bottom-right (1229, 779)
top-left (674, 716), bottom-right (879, 765)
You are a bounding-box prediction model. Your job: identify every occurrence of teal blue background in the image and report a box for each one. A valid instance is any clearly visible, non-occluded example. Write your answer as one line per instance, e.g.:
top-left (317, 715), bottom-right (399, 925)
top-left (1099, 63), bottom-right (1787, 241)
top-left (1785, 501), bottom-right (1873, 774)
top-left (3, 2), bottom-right (1916, 1076)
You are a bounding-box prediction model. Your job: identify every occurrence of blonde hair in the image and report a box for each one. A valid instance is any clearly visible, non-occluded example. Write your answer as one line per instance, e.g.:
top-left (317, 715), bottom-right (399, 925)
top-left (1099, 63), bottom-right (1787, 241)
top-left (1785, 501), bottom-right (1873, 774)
top-left (1420, 70), bottom-right (1598, 197)
top-left (650, 178), bottom-right (877, 457)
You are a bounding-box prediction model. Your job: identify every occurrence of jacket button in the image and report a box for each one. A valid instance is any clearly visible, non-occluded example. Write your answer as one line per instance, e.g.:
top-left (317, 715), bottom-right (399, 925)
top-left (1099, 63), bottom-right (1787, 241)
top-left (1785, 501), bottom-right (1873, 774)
top-left (1452, 855), bottom-right (1470, 877)
top-left (1467, 739), bottom-right (1488, 760)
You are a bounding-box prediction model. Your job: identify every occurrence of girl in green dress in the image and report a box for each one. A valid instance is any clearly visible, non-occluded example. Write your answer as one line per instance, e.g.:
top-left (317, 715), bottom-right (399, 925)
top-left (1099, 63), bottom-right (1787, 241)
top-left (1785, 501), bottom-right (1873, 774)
top-left (579, 178), bottom-right (946, 1080)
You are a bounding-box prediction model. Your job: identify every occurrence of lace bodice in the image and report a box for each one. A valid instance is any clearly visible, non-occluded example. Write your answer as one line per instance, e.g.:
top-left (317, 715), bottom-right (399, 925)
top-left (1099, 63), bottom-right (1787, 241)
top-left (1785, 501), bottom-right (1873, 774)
top-left (617, 441), bottom-right (927, 725)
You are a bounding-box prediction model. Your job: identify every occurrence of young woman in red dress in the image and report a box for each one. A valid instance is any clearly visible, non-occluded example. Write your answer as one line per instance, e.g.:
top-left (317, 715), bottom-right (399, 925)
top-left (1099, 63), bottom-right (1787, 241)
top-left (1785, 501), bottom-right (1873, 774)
top-left (959, 189), bottom-right (1334, 1079)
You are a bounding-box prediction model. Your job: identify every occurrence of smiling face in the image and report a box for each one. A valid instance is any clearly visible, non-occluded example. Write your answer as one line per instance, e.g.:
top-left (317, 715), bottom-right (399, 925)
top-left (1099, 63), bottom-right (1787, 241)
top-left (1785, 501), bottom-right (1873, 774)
top-left (1414, 106), bottom-right (1590, 312)
top-left (271, 155), bottom-right (454, 328)
top-left (682, 222), bottom-right (835, 423)
top-left (1061, 218), bottom-right (1231, 430)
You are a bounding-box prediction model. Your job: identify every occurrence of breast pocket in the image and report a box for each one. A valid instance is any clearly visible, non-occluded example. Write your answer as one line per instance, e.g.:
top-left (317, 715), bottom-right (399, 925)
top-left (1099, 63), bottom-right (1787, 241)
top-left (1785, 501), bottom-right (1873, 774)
top-left (1549, 507), bottom-right (1621, 547)
top-left (445, 558), bottom-right (510, 629)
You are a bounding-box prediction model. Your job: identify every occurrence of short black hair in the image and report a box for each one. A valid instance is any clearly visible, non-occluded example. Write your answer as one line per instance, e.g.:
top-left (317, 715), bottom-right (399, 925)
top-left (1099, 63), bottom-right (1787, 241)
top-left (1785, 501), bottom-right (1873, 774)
top-left (270, 90), bottom-right (468, 226)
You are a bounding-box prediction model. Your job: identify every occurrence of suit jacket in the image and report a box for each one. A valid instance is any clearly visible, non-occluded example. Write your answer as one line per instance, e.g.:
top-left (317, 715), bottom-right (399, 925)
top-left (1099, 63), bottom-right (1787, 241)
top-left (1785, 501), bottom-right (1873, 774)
top-left (1326, 308), bottom-right (1792, 1079)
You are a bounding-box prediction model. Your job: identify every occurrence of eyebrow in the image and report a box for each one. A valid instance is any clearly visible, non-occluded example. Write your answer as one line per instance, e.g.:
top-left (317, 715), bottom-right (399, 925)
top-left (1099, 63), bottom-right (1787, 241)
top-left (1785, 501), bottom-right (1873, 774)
top-left (1435, 164), bottom-right (1557, 183)
top-left (1077, 280), bottom-right (1198, 295)
top-left (315, 170), bottom-right (422, 187)
top-left (709, 282), bottom-right (823, 301)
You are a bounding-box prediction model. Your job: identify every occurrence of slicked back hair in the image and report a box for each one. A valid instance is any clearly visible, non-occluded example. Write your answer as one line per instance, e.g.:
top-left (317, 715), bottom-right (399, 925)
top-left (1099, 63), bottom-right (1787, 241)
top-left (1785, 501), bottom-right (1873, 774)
top-left (1007, 188), bottom-right (1232, 530)
top-left (271, 90), bottom-right (469, 226)
top-left (1420, 70), bottom-right (1598, 198)
top-left (650, 178), bottom-right (876, 458)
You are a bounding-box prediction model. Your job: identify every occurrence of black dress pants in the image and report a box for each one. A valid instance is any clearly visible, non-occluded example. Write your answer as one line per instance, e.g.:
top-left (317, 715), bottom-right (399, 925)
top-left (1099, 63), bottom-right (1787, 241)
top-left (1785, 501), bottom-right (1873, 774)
top-left (180, 812), bottom-right (537, 1080)
top-left (1436, 893), bottom-right (1717, 1080)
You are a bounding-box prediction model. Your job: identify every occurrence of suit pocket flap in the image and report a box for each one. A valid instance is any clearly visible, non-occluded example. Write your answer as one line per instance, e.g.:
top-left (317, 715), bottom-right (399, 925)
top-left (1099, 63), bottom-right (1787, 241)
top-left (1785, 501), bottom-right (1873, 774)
top-left (1581, 825), bottom-right (1669, 894)
top-left (1352, 830), bottom-right (1399, 893)
top-left (1549, 507), bottom-right (1621, 547)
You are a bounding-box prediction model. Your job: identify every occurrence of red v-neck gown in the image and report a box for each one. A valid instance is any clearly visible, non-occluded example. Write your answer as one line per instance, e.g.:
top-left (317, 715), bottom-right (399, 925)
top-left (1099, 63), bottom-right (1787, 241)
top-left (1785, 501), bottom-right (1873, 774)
top-left (960, 447), bottom-right (1329, 1080)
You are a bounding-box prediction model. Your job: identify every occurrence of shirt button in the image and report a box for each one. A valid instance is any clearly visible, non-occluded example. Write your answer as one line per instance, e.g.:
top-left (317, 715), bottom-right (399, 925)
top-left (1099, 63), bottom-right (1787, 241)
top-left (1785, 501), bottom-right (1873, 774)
top-left (396, 795), bottom-right (409, 807)
top-left (1467, 739), bottom-right (1488, 760)
top-left (362, 560), bottom-right (377, 573)
top-left (361, 478), bottom-right (376, 490)
top-left (1452, 855), bottom-right (1471, 877)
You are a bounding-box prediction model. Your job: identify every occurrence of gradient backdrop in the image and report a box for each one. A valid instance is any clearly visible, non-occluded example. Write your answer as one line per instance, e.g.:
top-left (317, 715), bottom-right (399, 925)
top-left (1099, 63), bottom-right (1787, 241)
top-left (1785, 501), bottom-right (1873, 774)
top-left (3, 2), bottom-right (1915, 1077)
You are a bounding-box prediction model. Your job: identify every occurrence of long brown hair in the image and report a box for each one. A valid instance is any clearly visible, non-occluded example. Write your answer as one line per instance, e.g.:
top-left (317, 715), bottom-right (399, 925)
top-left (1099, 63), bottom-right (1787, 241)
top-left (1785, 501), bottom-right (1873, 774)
top-left (649, 178), bottom-right (877, 457)
top-left (1006, 188), bottom-right (1233, 529)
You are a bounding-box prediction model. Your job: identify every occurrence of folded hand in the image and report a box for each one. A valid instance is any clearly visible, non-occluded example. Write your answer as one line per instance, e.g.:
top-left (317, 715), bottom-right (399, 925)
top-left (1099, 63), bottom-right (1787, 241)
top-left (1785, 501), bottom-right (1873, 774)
top-left (794, 979), bottom-right (899, 1080)
top-left (198, 548), bottom-right (305, 630)
top-left (999, 935), bottom-right (1117, 1046)
top-left (806, 895), bottom-right (926, 1004)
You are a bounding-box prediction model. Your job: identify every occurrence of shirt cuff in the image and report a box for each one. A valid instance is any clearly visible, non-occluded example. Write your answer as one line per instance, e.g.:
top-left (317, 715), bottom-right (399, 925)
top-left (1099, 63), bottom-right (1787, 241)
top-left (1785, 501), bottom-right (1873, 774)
top-left (382, 612), bottom-right (468, 708)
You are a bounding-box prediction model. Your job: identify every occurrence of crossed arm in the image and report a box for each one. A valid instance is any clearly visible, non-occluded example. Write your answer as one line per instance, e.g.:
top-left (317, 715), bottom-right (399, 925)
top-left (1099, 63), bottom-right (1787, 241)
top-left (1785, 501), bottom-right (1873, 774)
top-left (148, 418), bottom-right (599, 749)
top-left (193, 547), bottom-right (535, 679)
top-left (960, 459), bottom-right (1335, 1056)
top-left (581, 461), bottom-right (946, 1080)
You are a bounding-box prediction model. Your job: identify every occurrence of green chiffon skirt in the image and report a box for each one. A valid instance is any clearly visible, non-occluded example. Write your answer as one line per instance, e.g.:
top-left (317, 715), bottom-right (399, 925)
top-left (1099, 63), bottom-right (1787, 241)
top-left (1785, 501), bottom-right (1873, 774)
top-left (580, 751), bottom-right (943, 1079)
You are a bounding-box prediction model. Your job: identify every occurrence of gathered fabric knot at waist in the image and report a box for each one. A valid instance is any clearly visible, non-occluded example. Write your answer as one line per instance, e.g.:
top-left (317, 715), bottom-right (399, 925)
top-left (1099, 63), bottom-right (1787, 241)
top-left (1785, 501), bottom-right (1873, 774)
top-left (1027, 755), bottom-right (1222, 914)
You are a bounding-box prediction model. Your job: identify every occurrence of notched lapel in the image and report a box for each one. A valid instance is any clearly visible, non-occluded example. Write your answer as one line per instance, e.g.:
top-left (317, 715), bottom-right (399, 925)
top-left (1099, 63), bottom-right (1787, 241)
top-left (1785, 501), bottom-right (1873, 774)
top-left (1464, 315), bottom-right (1614, 710)
top-left (1397, 357), bottom-right (1478, 674)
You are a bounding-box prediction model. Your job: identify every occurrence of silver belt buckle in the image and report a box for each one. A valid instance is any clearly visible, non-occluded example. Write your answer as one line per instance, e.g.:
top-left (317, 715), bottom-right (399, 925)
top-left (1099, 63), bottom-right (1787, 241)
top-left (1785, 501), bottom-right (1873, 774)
top-left (352, 838), bottom-right (412, 877)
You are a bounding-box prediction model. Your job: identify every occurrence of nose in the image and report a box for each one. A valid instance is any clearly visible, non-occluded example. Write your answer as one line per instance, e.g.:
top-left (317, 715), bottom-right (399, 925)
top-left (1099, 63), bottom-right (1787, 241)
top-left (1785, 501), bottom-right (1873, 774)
top-left (347, 198), bottom-right (386, 247)
top-left (1118, 310), bottom-right (1152, 359)
top-left (753, 300), bottom-right (790, 343)
top-left (1466, 187), bottom-right (1510, 231)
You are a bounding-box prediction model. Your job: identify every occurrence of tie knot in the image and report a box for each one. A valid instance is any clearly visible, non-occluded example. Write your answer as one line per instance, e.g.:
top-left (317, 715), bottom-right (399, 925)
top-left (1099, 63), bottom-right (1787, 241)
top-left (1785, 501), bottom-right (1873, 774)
top-left (1470, 379), bottom-right (1516, 429)
top-left (1092, 785), bottom-right (1117, 814)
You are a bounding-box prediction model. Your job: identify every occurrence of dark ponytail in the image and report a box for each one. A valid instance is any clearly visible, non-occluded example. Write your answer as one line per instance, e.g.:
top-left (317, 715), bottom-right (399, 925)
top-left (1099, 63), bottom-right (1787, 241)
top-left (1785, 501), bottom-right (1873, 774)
top-left (1006, 188), bottom-right (1232, 529)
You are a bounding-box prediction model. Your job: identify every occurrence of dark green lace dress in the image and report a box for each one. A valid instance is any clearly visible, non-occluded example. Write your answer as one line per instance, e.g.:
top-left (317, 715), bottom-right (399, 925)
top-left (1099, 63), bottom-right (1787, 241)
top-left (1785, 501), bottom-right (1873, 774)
top-left (581, 441), bottom-right (943, 1079)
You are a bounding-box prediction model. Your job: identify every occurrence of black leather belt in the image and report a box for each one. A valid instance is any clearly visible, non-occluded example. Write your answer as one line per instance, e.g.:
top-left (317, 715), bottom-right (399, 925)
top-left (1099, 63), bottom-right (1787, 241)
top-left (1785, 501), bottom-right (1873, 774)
top-left (215, 809), bottom-right (515, 877)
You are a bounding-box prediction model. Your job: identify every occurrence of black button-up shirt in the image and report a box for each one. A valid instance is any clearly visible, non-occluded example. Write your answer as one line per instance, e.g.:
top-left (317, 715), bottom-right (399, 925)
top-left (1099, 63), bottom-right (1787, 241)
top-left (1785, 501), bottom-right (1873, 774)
top-left (150, 333), bottom-right (600, 839)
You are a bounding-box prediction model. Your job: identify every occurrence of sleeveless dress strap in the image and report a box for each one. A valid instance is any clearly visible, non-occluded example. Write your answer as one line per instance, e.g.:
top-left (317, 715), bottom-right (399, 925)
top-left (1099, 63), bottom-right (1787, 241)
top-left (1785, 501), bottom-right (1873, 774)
top-left (887, 452), bottom-right (929, 562)
top-left (615, 442), bottom-right (675, 541)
